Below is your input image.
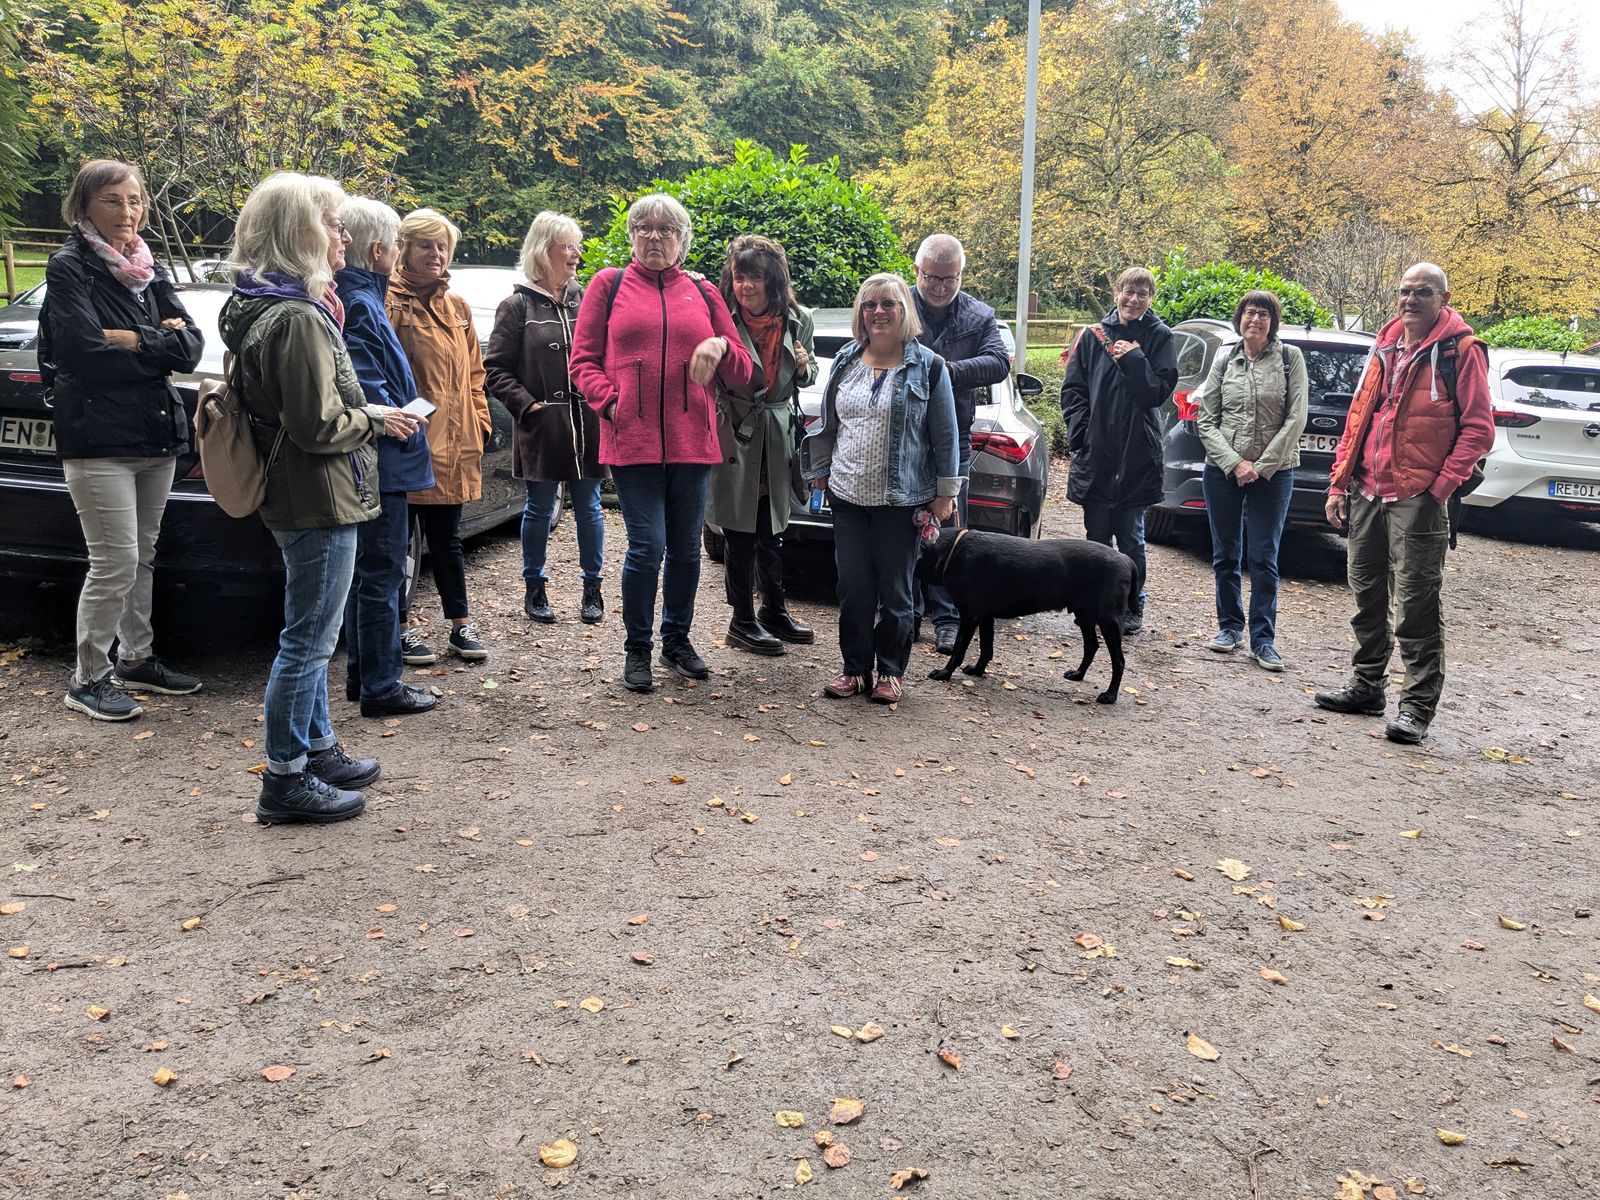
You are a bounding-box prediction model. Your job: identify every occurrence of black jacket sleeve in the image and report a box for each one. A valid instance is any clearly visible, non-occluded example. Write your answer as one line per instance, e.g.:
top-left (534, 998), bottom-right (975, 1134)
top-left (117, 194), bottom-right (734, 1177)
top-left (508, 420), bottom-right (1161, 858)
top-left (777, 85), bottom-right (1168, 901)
top-left (133, 277), bottom-right (204, 375)
top-left (42, 253), bottom-right (153, 384)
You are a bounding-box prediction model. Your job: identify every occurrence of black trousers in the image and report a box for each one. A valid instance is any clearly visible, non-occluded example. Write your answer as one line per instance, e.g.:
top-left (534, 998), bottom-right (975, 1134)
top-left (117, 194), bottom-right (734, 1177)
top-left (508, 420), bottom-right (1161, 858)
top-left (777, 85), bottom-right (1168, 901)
top-left (722, 504), bottom-right (784, 618)
top-left (409, 502), bottom-right (468, 620)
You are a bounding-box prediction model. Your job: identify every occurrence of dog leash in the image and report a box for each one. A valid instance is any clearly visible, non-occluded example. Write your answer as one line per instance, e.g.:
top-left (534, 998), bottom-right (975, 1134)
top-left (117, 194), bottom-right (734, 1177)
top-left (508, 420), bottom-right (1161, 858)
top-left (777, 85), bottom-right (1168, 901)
top-left (936, 528), bottom-right (970, 581)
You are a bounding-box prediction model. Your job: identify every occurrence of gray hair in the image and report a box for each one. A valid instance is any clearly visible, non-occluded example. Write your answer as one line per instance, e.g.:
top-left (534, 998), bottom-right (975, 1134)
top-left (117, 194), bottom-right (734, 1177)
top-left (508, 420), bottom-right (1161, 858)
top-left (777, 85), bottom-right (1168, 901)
top-left (518, 211), bottom-right (584, 285)
top-left (851, 273), bottom-right (923, 344)
top-left (1405, 261), bottom-right (1448, 292)
top-left (229, 172), bottom-right (346, 302)
top-left (626, 192), bottom-right (693, 264)
top-left (340, 197), bottom-right (401, 273)
top-left (915, 233), bottom-right (966, 271)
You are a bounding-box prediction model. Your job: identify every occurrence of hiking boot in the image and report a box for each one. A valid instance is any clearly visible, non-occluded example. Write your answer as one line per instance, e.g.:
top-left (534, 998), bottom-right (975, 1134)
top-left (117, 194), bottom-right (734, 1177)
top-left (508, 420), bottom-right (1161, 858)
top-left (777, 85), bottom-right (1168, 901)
top-left (306, 744), bottom-right (381, 789)
top-left (113, 656), bottom-right (201, 695)
top-left (360, 684), bottom-right (438, 718)
top-left (824, 672), bottom-right (872, 699)
top-left (524, 580), bottom-right (555, 624)
top-left (449, 623), bottom-right (488, 661)
top-left (757, 603), bottom-right (813, 644)
top-left (623, 648), bottom-right (654, 693)
top-left (1313, 685), bottom-right (1385, 716)
top-left (1122, 609), bottom-right (1145, 636)
top-left (660, 637), bottom-right (710, 680)
top-left (1251, 644), bottom-right (1285, 672)
top-left (400, 629), bottom-right (437, 666)
top-left (580, 580), bottom-right (605, 625)
top-left (256, 770), bottom-right (365, 826)
top-left (727, 617), bottom-right (783, 656)
top-left (1385, 711), bottom-right (1430, 744)
top-left (1204, 629), bottom-right (1243, 653)
top-left (64, 675), bottom-right (142, 722)
top-left (869, 675), bottom-right (904, 705)
top-left (934, 624), bottom-right (958, 654)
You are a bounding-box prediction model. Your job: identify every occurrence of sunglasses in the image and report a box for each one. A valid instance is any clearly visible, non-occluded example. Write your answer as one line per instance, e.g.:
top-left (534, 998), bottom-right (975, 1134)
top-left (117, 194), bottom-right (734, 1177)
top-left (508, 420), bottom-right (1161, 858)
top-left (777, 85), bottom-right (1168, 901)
top-left (860, 299), bottom-right (900, 312)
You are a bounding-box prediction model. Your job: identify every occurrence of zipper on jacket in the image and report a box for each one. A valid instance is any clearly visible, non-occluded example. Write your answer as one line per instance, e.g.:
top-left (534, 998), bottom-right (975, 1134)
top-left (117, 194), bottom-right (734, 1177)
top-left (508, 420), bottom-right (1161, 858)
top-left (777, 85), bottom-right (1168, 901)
top-left (656, 273), bottom-right (668, 464)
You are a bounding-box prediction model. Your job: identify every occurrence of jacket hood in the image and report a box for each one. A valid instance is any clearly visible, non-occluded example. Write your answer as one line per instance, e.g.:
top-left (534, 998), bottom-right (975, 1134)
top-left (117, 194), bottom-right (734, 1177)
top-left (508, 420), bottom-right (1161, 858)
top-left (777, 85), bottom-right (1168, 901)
top-left (1102, 306), bottom-right (1163, 332)
top-left (335, 265), bottom-right (389, 303)
top-left (1374, 304), bottom-right (1473, 353)
top-left (219, 291), bottom-right (288, 353)
top-left (517, 279), bottom-right (581, 306)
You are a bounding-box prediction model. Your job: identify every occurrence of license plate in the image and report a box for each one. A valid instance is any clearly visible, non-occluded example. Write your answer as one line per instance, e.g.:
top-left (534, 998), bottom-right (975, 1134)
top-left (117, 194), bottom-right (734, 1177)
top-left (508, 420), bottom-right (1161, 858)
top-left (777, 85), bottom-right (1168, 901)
top-left (1549, 479), bottom-right (1600, 503)
top-left (1298, 433), bottom-right (1340, 453)
top-left (0, 415), bottom-right (55, 454)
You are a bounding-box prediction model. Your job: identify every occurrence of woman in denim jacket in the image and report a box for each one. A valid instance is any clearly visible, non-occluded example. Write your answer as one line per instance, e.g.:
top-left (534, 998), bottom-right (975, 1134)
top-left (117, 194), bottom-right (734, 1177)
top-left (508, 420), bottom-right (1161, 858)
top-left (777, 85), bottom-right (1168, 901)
top-left (802, 273), bottom-right (960, 705)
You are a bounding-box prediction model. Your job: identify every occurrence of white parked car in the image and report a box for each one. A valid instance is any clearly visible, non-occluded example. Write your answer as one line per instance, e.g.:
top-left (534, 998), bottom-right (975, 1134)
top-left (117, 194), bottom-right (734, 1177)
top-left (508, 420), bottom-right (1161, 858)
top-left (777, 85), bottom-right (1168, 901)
top-left (1466, 348), bottom-right (1600, 523)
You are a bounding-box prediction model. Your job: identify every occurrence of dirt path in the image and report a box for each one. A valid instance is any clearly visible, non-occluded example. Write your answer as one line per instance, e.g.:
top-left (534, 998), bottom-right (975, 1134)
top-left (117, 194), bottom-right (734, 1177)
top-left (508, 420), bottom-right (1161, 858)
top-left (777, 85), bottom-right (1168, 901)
top-left (2, 483), bottom-right (1596, 1199)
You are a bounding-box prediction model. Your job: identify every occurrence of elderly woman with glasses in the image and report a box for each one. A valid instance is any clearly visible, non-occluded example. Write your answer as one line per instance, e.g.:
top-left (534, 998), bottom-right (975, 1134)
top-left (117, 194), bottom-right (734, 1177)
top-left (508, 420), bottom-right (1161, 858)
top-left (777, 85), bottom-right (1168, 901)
top-left (568, 193), bottom-right (752, 694)
top-left (801, 273), bottom-right (959, 706)
top-left (41, 159), bottom-right (205, 722)
top-left (221, 172), bottom-right (421, 825)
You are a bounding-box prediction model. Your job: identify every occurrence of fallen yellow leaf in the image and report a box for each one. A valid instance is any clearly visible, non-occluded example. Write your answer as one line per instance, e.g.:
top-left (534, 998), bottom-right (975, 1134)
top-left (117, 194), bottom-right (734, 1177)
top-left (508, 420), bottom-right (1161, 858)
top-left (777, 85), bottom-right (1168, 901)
top-left (890, 1167), bottom-right (929, 1190)
top-left (812, 1129), bottom-right (833, 1147)
top-left (6, 945), bottom-right (27, 958)
top-left (86, 1004), bottom-right (110, 1021)
top-left (0, 901), bottom-right (23, 915)
top-left (1258, 966), bottom-right (1288, 985)
top-left (1497, 915), bottom-right (1526, 930)
top-left (1399, 829), bottom-right (1422, 839)
top-left (1185, 1032), bottom-right (1220, 1061)
top-left (775, 1110), bottom-right (806, 1128)
top-left (152, 1067), bottom-right (178, 1087)
top-left (1216, 858), bottom-right (1251, 882)
top-left (1583, 994), bottom-right (1600, 1014)
top-left (578, 996), bottom-right (604, 1013)
top-left (855, 1022), bottom-right (885, 1043)
top-left (830, 1025), bottom-right (854, 1039)
top-left (1165, 956), bottom-right (1202, 971)
top-left (539, 1137), bottom-right (578, 1168)
top-left (1436, 1128), bottom-right (1467, 1145)
top-left (794, 1158), bottom-right (813, 1185)
top-left (937, 1049), bottom-right (962, 1069)
top-left (778, 773), bottom-right (793, 786)
top-left (132, 730), bottom-right (155, 741)
top-left (1278, 916), bottom-right (1306, 932)
top-left (180, 917), bottom-right (202, 932)
top-left (828, 1097), bottom-right (865, 1125)
top-left (1000, 1025), bottom-right (1021, 1039)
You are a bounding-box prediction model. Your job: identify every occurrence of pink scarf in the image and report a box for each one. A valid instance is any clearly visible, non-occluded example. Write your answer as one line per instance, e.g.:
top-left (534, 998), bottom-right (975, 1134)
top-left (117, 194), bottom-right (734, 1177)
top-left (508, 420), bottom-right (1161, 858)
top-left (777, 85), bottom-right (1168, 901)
top-left (77, 221), bottom-right (156, 295)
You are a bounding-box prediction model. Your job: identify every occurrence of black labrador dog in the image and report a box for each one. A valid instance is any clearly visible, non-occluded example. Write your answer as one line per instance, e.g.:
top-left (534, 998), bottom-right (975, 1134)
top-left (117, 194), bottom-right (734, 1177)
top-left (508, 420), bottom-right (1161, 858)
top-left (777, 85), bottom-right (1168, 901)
top-left (914, 529), bottom-right (1139, 704)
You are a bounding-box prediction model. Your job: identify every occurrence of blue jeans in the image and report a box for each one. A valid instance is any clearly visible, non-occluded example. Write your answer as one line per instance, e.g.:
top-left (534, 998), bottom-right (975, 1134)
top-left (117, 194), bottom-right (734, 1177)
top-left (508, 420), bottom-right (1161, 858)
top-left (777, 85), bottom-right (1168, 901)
top-left (1082, 503), bottom-right (1147, 610)
top-left (832, 497), bottom-right (920, 679)
top-left (345, 493), bottom-right (408, 703)
top-left (918, 451), bottom-right (971, 630)
top-left (522, 478), bottom-right (604, 583)
top-left (1203, 465), bottom-right (1294, 649)
top-left (266, 525), bottom-right (357, 774)
top-left (610, 463), bottom-right (709, 652)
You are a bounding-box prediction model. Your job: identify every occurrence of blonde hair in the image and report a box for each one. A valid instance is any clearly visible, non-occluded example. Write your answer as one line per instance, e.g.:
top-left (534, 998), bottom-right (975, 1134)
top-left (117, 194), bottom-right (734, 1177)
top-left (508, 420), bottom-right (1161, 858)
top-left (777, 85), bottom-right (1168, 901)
top-left (340, 196), bottom-right (401, 272)
top-left (626, 193), bottom-right (693, 264)
top-left (397, 207), bottom-right (462, 263)
top-left (851, 273), bottom-right (922, 344)
top-left (518, 211), bottom-right (584, 286)
top-left (229, 172), bottom-right (347, 302)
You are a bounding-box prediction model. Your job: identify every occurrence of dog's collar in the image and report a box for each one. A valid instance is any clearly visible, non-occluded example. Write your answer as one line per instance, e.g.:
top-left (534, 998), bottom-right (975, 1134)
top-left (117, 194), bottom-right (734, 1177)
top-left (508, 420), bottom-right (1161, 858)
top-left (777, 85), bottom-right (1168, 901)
top-left (936, 528), bottom-right (970, 582)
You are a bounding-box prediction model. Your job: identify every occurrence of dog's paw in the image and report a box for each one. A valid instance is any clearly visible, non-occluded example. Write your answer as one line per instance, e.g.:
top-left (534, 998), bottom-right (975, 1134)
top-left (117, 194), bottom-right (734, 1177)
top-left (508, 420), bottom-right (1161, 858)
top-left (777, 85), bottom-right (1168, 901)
top-left (928, 667), bottom-right (953, 681)
top-left (961, 664), bottom-right (986, 677)
top-left (1063, 667), bottom-right (1087, 681)
top-left (1095, 690), bottom-right (1118, 705)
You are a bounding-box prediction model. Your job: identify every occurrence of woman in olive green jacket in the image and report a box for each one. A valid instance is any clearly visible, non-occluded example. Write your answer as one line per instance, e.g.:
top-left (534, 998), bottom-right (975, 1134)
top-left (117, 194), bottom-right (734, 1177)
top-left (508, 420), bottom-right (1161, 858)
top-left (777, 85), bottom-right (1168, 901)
top-left (707, 236), bottom-right (818, 655)
top-left (1195, 290), bottom-right (1307, 672)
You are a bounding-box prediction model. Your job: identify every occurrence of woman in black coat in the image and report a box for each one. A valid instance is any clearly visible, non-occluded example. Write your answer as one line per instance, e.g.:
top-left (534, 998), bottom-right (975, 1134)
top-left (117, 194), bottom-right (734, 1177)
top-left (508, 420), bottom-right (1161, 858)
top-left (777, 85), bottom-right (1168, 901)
top-left (1059, 266), bottom-right (1178, 635)
top-left (40, 159), bottom-right (204, 721)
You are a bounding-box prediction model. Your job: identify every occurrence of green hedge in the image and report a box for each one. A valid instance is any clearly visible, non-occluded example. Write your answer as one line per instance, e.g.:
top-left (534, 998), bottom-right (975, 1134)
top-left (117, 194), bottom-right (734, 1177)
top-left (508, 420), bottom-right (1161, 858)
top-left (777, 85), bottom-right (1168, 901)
top-left (1152, 248), bottom-right (1330, 328)
top-left (1478, 315), bottom-right (1591, 353)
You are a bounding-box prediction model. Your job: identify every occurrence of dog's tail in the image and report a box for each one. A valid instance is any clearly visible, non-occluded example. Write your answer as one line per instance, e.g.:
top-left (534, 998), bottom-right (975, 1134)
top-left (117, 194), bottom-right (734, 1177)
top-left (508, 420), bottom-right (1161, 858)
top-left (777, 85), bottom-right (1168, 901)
top-left (1123, 554), bottom-right (1140, 616)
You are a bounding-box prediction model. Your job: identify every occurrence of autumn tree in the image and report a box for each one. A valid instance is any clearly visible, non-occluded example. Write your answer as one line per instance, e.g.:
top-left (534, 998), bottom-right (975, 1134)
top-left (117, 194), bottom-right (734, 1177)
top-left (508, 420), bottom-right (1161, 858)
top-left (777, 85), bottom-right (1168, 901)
top-left (1294, 217), bottom-right (1429, 330)
top-left (0, 3), bottom-right (38, 231)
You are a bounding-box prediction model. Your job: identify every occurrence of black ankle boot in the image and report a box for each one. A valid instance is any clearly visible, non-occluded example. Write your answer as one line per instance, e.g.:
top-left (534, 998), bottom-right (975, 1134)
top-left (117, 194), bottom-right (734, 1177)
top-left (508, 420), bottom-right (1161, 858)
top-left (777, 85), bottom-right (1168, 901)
top-left (524, 580), bottom-right (555, 624)
top-left (757, 602), bottom-right (814, 644)
top-left (728, 616), bottom-right (784, 655)
top-left (580, 580), bottom-right (604, 624)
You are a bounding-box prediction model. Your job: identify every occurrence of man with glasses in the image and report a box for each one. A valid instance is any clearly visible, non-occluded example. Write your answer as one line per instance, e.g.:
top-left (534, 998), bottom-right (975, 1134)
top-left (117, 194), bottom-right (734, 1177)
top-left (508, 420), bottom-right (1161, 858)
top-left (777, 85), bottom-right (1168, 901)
top-left (910, 233), bottom-right (1010, 653)
top-left (1315, 262), bottom-right (1493, 744)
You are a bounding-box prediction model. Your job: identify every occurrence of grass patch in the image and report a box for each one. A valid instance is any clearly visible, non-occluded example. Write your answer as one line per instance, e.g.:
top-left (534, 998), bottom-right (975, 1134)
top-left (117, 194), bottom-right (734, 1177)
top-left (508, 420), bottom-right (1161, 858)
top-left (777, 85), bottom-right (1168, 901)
top-left (4, 264), bottom-right (46, 299)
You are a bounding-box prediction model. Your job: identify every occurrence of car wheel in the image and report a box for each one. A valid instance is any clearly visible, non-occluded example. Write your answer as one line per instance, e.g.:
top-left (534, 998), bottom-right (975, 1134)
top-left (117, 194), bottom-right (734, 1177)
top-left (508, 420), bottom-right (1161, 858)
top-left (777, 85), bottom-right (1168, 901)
top-left (702, 524), bottom-right (726, 563)
top-left (403, 514), bottom-right (422, 616)
top-left (1144, 506), bottom-right (1178, 544)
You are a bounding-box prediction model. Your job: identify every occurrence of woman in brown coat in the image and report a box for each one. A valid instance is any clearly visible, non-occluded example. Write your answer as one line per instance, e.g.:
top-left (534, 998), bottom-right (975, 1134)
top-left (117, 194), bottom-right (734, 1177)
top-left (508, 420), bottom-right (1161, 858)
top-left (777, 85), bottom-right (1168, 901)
top-left (387, 207), bottom-right (492, 663)
top-left (484, 211), bottom-right (606, 625)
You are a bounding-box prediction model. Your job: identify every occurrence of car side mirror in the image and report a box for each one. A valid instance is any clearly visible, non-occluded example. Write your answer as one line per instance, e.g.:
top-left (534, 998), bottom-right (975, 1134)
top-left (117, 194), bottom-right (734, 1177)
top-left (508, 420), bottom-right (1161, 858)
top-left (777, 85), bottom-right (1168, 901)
top-left (1015, 372), bottom-right (1044, 399)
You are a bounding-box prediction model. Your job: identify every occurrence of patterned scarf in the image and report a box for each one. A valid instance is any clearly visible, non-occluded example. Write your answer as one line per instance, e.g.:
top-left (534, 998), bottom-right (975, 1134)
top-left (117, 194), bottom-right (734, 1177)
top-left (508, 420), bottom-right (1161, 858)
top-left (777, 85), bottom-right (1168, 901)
top-left (742, 307), bottom-right (784, 392)
top-left (76, 222), bottom-right (155, 296)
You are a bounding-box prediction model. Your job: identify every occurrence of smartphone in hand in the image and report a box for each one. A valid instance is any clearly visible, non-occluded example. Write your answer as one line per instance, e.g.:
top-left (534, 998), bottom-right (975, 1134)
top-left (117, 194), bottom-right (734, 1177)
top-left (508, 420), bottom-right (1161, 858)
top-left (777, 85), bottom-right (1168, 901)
top-left (401, 396), bottom-right (436, 418)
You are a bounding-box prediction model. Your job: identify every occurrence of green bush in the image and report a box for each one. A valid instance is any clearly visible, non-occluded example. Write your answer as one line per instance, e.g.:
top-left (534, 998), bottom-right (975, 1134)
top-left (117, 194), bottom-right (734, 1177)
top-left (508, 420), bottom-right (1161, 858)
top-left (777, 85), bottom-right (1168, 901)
top-left (1022, 345), bottom-right (1069, 456)
top-left (1478, 315), bottom-right (1590, 353)
top-left (580, 142), bottom-right (911, 308)
top-left (1152, 248), bottom-right (1330, 328)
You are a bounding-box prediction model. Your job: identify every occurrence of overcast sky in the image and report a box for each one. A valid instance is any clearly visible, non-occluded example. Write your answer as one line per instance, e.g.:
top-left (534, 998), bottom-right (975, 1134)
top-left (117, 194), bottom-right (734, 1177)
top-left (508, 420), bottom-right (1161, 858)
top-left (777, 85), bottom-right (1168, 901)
top-left (1336, 0), bottom-right (1600, 79)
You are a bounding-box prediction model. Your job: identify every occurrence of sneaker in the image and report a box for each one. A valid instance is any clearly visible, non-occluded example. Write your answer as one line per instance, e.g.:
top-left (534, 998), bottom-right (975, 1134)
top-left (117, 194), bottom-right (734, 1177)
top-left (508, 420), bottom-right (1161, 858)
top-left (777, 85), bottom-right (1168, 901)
top-left (660, 637), bottom-right (710, 680)
top-left (360, 684), bottom-right (438, 718)
top-left (869, 675), bottom-right (904, 705)
top-left (306, 744), bottom-right (381, 789)
top-left (256, 770), bottom-right (365, 826)
top-left (400, 629), bottom-right (437, 666)
top-left (623, 648), bottom-right (654, 693)
top-left (1251, 644), bottom-right (1285, 672)
top-left (1313, 685), bottom-right (1385, 716)
top-left (934, 624), bottom-right (958, 654)
top-left (64, 675), bottom-right (143, 722)
top-left (823, 672), bottom-right (872, 699)
top-left (1122, 609), bottom-right (1145, 636)
top-left (449, 623), bottom-right (488, 661)
top-left (580, 580), bottom-right (605, 625)
top-left (1204, 630), bottom-right (1243, 653)
top-left (524, 580), bottom-right (555, 624)
top-left (112, 656), bottom-right (201, 695)
top-left (1384, 711), bottom-right (1430, 744)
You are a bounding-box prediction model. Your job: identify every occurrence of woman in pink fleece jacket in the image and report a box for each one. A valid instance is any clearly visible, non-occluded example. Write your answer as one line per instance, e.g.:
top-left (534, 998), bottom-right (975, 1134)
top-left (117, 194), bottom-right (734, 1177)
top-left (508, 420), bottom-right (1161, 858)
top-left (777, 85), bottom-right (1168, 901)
top-left (569, 193), bottom-right (753, 693)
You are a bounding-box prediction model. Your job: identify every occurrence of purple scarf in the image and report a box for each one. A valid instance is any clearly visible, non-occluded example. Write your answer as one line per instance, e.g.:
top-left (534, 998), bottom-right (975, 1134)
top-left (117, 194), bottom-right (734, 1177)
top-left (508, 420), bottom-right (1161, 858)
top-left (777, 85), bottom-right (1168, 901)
top-left (233, 270), bottom-right (345, 329)
top-left (76, 222), bottom-right (155, 296)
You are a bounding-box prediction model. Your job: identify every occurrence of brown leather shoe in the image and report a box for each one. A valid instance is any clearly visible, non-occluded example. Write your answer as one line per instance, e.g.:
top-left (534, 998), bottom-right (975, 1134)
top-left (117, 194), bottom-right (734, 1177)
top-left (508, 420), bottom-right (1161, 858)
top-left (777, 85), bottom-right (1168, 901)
top-left (869, 676), bottom-right (903, 705)
top-left (823, 672), bottom-right (871, 699)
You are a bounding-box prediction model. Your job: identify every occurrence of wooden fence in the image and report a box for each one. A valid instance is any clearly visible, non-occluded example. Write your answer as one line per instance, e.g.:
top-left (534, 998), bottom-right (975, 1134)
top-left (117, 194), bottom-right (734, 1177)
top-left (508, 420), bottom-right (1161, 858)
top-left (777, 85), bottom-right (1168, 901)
top-left (3, 227), bottom-right (233, 300)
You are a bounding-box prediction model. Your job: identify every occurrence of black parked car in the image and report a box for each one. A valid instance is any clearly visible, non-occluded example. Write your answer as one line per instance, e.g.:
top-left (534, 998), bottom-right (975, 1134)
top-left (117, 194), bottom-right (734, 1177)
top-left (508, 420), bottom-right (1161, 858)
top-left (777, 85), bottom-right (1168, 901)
top-left (1145, 318), bottom-right (1375, 541)
top-left (0, 282), bottom-right (524, 600)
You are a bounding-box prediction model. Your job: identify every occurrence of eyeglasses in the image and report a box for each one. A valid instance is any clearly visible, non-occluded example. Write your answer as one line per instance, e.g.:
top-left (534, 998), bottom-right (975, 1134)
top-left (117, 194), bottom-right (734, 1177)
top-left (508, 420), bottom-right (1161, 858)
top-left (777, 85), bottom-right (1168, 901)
top-left (1397, 286), bottom-right (1437, 299)
top-left (860, 299), bottom-right (900, 312)
top-left (93, 195), bottom-right (145, 210)
top-left (919, 269), bottom-right (960, 286)
top-left (630, 224), bottom-right (679, 241)
top-left (1118, 289), bottom-right (1153, 300)
top-left (322, 217), bottom-right (349, 238)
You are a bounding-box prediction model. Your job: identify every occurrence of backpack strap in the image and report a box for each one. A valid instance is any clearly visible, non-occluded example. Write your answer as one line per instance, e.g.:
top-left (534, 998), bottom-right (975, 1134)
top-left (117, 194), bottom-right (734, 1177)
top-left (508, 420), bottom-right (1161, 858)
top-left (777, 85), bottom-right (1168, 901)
top-left (1434, 332), bottom-right (1487, 549)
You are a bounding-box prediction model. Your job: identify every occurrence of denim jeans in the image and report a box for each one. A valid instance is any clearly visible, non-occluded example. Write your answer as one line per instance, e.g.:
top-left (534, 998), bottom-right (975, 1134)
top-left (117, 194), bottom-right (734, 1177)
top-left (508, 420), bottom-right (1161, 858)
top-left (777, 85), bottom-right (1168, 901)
top-left (1203, 465), bottom-right (1293, 650)
top-left (1082, 503), bottom-right (1147, 610)
top-left (918, 451), bottom-right (971, 630)
top-left (610, 463), bottom-right (709, 652)
top-left (522, 478), bottom-right (604, 584)
top-left (832, 497), bottom-right (920, 679)
top-left (265, 525), bottom-right (356, 774)
top-left (345, 493), bottom-right (409, 703)
top-left (62, 456), bottom-right (175, 683)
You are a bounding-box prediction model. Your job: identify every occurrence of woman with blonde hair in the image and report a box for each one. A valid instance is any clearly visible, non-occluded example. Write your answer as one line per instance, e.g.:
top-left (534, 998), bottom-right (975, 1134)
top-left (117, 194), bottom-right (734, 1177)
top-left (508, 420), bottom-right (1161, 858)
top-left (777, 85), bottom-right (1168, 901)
top-left (388, 207), bottom-right (492, 664)
top-left (801, 273), bottom-right (959, 706)
top-left (485, 211), bottom-right (606, 625)
top-left (221, 171), bottom-right (421, 825)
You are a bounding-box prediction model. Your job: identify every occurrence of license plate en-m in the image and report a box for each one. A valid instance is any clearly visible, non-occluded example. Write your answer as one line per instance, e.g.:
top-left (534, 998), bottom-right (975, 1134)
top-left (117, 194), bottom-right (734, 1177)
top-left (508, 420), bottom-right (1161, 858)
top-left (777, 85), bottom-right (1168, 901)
top-left (0, 415), bottom-right (55, 454)
top-left (1549, 479), bottom-right (1600, 503)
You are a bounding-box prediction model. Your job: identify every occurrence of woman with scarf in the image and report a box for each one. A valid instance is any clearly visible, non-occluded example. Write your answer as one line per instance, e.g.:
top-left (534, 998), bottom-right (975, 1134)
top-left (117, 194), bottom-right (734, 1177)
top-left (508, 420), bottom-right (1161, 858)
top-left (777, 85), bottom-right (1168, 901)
top-left (387, 208), bottom-right (492, 665)
top-left (220, 172), bottom-right (421, 826)
top-left (41, 159), bottom-right (205, 722)
top-left (707, 235), bottom-right (817, 656)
